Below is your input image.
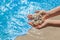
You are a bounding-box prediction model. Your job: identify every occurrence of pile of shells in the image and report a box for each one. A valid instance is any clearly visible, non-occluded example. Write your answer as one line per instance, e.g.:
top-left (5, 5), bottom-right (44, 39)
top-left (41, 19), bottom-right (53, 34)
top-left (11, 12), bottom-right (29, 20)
top-left (31, 11), bottom-right (45, 26)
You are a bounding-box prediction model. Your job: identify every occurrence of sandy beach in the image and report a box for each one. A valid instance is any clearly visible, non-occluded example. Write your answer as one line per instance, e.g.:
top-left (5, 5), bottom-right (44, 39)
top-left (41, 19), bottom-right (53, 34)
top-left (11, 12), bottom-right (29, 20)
top-left (15, 15), bottom-right (60, 40)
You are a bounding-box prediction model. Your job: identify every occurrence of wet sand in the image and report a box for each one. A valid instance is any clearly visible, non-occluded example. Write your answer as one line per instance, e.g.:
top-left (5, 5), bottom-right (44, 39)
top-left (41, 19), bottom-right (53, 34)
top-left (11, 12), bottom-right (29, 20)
top-left (15, 15), bottom-right (60, 40)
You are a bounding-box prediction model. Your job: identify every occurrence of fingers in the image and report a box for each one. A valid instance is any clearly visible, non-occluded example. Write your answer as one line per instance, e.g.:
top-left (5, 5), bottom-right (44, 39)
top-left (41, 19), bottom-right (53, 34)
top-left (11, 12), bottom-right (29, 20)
top-left (34, 20), bottom-right (48, 29)
top-left (37, 20), bottom-right (48, 28)
top-left (28, 22), bottom-right (41, 29)
top-left (28, 21), bottom-right (40, 27)
top-left (35, 25), bottom-right (41, 29)
top-left (28, 22), bottom-right (33, 26)
top-left (27, 14), bottom-right (33, 20)
top-left (28, 21), bottom-right (47, 29)
top-left (35, 24), bottom-right (45, 29)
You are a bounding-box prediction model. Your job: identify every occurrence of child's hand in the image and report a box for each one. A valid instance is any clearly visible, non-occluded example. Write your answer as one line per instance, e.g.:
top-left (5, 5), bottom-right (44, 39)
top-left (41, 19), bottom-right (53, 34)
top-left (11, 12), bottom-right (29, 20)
top-left (34, 19), bottom-right (50, 29)
top-left (28, 10), bottom-right (47, 20)
top-left (27, 10), bottom-right (49, 29)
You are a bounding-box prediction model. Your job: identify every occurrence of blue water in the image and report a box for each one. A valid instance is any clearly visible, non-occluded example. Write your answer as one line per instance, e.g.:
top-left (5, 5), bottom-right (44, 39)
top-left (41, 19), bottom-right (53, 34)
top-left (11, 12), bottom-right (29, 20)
top-left (0, 0), bottom-right (60, 40)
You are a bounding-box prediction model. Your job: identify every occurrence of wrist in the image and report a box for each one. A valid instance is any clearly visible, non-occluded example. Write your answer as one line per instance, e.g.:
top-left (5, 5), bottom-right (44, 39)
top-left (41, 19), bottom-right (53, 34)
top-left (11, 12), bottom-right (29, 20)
top-left (47, 20), bottom-right (53, 24)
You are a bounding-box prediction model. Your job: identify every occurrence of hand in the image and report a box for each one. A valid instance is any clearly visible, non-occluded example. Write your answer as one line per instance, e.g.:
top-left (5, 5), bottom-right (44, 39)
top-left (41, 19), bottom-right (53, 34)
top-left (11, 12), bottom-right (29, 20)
top-left (27, 10), bottom-right (49, 29)
top-left (34, 19), bottom-right (50, 29)
top-left (28, 10), bottom-right (47, 20)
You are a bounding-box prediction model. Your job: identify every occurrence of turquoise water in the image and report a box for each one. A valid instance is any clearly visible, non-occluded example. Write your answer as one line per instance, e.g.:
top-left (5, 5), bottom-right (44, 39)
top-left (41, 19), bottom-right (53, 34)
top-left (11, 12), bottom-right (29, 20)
top-left (0, 0), bottom-right (60, 40)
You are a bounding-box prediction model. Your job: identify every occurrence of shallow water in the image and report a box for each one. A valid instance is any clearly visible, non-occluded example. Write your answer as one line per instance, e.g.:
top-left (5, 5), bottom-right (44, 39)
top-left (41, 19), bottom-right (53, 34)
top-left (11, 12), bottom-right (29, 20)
top-left (0, 0), bottom-right (60, 40)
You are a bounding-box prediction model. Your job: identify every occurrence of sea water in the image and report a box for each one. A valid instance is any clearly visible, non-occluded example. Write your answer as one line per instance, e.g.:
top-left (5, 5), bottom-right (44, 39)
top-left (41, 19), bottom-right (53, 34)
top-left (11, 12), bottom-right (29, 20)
top-left (0, 0), bottom-right (60, 40)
